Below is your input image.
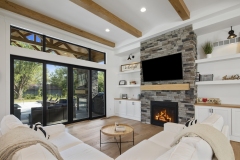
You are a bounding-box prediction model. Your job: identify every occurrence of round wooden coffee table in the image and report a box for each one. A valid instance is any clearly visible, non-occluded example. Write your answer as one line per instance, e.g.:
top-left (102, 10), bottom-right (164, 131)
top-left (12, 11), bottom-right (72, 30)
top-left (100, 124), bottom-right (134, 155)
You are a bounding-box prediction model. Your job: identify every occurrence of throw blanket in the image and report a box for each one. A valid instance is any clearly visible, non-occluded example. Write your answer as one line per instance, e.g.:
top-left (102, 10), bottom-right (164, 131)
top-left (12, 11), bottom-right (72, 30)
top-left (172, 124), bottom-right (235, 160)
top-left (0, 126), bottom-right (63, 160)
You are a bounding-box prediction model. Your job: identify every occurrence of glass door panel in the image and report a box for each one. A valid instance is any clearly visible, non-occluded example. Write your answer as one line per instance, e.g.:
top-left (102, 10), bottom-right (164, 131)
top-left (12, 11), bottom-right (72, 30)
top-left (91, 70), bottom-right (105, 118)
top-left (46, 64), bottom-right (68, 125)
top-left (13, 59), bottom-right (43, 125)
top-left (73, 68), bottom-right (89, 120)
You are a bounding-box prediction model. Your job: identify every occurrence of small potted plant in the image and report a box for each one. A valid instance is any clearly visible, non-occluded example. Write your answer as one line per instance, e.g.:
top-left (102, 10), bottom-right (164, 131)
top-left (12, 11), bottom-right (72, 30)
top-left (202, 41), bottom-right (213, 58)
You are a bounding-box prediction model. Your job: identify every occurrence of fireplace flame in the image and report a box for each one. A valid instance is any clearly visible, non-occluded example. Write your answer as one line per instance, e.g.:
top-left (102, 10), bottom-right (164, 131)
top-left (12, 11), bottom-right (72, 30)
top-left (155, 110), bottom-right (172, 122)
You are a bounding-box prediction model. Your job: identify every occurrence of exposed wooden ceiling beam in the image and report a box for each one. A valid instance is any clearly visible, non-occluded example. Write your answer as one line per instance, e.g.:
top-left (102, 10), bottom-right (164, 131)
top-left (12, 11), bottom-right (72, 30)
top-left (168, 0), bottom-right (190, 20)
top-left (0, 1), bottom-right (115, 47)
top-left (70, 0), bottom-right (142, 38)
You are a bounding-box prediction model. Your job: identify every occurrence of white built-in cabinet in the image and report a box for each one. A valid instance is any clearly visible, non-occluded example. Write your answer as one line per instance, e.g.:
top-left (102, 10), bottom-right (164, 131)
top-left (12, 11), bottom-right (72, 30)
top-left (114, 100), bottom-right (141, 121)
top-left (232, 109), bottom-right (240, 139)
top-left (195, 105), bottom-right (240, 142)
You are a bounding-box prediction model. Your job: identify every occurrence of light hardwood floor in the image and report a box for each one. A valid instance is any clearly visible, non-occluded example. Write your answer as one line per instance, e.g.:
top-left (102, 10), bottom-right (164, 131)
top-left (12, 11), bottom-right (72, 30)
top-left (66, 116), bottom-right (240, 160)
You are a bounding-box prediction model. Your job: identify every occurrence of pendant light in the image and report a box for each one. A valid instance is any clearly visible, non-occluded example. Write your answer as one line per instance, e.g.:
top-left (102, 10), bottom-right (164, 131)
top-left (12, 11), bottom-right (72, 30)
top-left (227, 26), bottom-right (237, 39)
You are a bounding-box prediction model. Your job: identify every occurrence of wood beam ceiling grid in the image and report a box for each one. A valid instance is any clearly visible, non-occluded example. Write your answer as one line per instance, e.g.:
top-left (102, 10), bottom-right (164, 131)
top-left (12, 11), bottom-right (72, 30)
top-left (168, 0), bottom-right (190, 20)
top-left (70, 0), bottom-right (142, 37)
top-left (0, 0), bottom-right (115, 47)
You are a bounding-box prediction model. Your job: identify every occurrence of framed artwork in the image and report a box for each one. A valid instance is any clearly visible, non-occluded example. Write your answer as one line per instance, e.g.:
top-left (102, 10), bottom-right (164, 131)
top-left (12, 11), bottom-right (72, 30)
top-left (121, 62), bottom-right (140, 72)
top-left (122, 94), bottom-right (128, 99)
top-left (119, 80), bottom-right (127, 85)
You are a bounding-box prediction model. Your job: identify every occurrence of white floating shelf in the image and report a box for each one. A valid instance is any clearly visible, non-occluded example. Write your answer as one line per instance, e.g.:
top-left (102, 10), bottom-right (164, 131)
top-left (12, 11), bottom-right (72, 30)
top-left (118, 69), bottom-right (141, 75)
top-left (196, 80), bottom-right (240, 85)
top-left (195, 54), bottom-right (240, 64)
top-left (118, 85), bottom-right (140, 88)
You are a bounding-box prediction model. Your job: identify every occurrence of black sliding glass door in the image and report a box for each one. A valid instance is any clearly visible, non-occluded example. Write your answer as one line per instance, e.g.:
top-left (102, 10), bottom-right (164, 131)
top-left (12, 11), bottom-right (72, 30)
top-left (91, 70), bottom-right (105, 118)
top-left (12, 59), bottom-right (43, 124)
top-left (73, 68), bottom-right (89, 120)
top-left (11, 56), bottom-right (106, 126)
top-left (46, 64), bottom-right (68, 125)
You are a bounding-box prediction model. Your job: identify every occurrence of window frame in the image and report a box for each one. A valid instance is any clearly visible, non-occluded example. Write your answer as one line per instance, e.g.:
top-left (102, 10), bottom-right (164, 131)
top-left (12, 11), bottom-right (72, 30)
top-left (10, 26), bottom-right (106, 64)
top-left (10, 55), bottom-right (107, 126)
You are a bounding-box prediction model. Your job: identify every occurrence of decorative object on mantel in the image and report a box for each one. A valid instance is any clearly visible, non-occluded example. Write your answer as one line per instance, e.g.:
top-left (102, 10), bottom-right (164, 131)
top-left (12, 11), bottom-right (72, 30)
top-left (202, 41), bottom-right (213, 59)
top-left (121, 94), bottom-right (128, 99)
top-left (127, 53), bottom-right (135, 60)
top-left (227, 26), bottom-right (237, 39)
top-left (197, 97), bottom-right (221, 104)
top-left (200, 74), bottom-right (213, 81)
top-left (130, 81), bottom-right (136, 85)
top-left (119, 80), bottom-right (127, 85)
top-left (121, 62), bottom-right (140, 72)
top-left (222, 74), bottom-right (240, 80)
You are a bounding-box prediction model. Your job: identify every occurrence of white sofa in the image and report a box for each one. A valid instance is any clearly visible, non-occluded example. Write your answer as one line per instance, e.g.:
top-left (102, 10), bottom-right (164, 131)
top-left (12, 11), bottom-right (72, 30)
top-left (0, 115), bottom-right (113, 160)
top-left (116, 113), bottom-right (229, 160)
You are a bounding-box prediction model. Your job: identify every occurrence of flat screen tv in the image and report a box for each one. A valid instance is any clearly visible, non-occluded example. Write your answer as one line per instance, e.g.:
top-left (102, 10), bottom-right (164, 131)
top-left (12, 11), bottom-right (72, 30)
top-left (142, 53), bottom-right (183, 82)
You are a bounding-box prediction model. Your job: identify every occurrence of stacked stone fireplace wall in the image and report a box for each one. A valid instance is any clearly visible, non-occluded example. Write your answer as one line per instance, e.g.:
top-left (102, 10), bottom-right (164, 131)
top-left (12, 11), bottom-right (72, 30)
top-left (140, 25), bottom-right (197, 124)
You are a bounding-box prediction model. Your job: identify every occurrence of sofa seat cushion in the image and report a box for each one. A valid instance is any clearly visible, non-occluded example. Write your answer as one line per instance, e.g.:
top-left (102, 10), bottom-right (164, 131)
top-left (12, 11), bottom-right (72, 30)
top-left (115, 140), bottom-right (168, 160)
top-left (12, 144), bottom-right (58, 160)
top-left (156, 142), bottom-right (198, 160)
top-left (60, 143), bottom-right (113, 160)
top-left (0, 115), bottom-right (25, 135)
top-left (49, 132), bottom-right (83, 152)
top-left (148, 131), bottom-right (176, 149)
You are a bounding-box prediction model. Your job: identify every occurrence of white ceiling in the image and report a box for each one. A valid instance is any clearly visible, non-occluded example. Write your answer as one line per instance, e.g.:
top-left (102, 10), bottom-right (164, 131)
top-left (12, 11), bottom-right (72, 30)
top-left (9, 0), bottom-right (240, 48)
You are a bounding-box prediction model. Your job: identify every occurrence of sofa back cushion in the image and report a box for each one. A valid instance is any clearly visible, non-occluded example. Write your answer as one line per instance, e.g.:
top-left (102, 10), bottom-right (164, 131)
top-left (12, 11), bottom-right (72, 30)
top-left (1, 115), bottom-right (24, 135)
top-left (201, 113), bottom-right (224, 131)
top-left (180, 137), bottom-right (213, 160)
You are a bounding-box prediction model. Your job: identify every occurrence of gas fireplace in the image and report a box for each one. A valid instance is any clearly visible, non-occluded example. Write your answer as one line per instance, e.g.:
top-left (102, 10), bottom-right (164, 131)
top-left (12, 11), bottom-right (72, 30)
top-left (151, 101), bottom-right (178, 127)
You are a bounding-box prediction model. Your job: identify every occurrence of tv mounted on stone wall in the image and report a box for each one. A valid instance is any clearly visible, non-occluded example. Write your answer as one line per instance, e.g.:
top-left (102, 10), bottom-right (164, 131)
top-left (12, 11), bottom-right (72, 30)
top-left (142, 53), bottom-right (183, 82)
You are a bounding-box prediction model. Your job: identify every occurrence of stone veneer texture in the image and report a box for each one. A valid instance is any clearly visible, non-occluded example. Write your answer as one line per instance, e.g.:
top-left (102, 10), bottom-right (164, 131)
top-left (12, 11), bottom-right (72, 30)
top-left (140, 25), bottom-right (197, 124)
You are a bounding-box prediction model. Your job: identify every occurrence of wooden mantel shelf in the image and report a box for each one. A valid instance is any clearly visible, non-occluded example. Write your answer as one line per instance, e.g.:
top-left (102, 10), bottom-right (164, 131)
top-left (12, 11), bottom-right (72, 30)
top-left (140, 84), bottom-right (190, 91)
top-left (195, 103), bottom-right (240, 109)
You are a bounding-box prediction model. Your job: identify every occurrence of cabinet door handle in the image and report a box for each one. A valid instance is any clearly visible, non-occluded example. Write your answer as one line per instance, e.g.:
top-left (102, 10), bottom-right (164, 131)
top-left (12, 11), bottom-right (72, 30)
top-left (209, 109), bottom-right (211, 113)
top-left (132, 102), bottom-right (134, 105)
top-left (119, 101), bottom-right (121, 104)
top-left (212, 109), bottom-right (213, 113)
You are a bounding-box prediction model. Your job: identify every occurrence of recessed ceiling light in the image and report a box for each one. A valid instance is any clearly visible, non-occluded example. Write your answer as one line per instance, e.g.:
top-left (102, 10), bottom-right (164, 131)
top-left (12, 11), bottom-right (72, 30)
top-left (141, 7), bottom-right (146, 12)
top-left (105, 28), bottom-right (110, 32)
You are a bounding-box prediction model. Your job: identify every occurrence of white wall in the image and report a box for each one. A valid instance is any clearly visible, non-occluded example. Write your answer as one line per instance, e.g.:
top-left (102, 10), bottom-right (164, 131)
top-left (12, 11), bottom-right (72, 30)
top-left (197, 25), bottom-right (240, 104)
top-left (0, 14), bottom-right (6, 120)
top-left (116, 50), bottom-right (141, 99)
top-left (0, 9), bottom-right (119, 120)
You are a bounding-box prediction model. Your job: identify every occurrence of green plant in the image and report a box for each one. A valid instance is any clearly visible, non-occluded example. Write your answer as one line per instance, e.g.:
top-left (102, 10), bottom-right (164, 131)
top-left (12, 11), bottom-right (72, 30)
top-left (202, 41), bottom-right (213, 54)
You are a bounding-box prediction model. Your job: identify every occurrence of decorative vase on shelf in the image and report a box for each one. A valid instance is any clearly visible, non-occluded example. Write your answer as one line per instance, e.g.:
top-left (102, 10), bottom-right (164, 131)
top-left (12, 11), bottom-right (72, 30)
top-left (202, 41), bottom-right (213, 59)
top-left (207, 54), bottom-right (212, 59)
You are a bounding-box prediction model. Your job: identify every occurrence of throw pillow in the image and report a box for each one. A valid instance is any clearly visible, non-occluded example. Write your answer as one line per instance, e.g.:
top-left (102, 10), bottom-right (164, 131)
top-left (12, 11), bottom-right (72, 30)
top-left (30, 122), bottom-right (50, 139)
top-left (1, 115), bottom-right (25, 135)
top-left (185, 118), bottom-right (197, 128)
